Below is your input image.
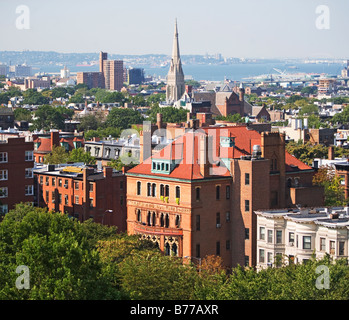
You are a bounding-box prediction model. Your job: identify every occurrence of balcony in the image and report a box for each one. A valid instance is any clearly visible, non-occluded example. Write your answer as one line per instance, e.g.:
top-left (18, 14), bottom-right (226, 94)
top-left (134, 223), bottom-right (183, 236)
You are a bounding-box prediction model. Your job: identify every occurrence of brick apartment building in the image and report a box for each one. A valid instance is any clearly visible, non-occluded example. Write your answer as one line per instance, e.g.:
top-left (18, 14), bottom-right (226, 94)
top-left (76, 72), bottom-right (105, 90)
top-left (126, 125), bottom-right (324, 268)
top-left (34, 164), bottom-right (127, 231)
top-left (0, 136), bottom-right (34, 217)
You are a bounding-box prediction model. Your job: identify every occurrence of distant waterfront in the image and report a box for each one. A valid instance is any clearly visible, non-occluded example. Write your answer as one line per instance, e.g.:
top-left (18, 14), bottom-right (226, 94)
top-left (144, 62), bottom-right (345, 82)
top-left (33, 62), bottom-right (345, 82)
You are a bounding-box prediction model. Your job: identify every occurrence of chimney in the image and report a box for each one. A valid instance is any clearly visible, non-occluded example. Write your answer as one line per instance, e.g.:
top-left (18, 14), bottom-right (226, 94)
top-left (103, 166), bottom-right (113, 178)
top-left (50, 130), bottom-right (60, 149)
top-left (187, 112), bottom-right (192, 122)
top-left (157, 113), bottom-right (163, 129)
top-left (199, 134), bottom-right (210, 178)
top-left (328, 145), bottom-right (334, 160)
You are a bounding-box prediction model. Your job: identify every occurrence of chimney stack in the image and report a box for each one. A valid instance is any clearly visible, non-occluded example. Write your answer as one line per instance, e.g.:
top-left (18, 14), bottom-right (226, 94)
top-left (328, 145), bottom-right (334, 160)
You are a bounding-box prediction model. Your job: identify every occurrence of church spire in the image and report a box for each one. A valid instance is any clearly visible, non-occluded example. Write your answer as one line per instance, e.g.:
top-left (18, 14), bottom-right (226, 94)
top-left (166, 19), bottom-right (185, 104)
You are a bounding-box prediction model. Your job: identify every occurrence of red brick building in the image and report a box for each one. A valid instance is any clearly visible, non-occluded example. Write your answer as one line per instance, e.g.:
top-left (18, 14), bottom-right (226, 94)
top-left (126, 126), bottom-right (324, 268)
top-left (0, 136), bottom-right (34, 217)
top-left (33, 130), bottom-right (84, 163)
top-left (34, 164), bottom-right (127, 231)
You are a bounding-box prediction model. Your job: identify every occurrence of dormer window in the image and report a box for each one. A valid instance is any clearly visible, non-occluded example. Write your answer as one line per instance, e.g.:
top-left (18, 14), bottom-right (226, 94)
top-left (220, 136), bottom-right (235, 148)
top-left (151, 159), bottom-right (173, 175)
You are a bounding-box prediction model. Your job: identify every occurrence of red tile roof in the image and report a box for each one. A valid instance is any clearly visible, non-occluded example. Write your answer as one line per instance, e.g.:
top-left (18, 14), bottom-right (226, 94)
top-left (128, 126), bottom-right (313, 180)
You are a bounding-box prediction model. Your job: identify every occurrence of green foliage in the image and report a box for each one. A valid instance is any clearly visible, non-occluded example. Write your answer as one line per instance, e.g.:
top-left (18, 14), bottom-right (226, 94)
top-left (77, 114), bottom-right (103, 132)
top-left (84, 126), bottom-right (122, 141)
top-left (147, 106), bottom-right (189, 123)
top-left (22, 89), bottom-right (50, 105)
top-left (301, 86), bottom-right (318, 95)
top-left (215, 113), bottom-right (243, 122)
top-left (94, 89), bottom-right (125, 104)
top-left (32, 105), bottom-right (65, 131)
top-left (0, 204), bottom-right (118, 300)
top-left (286, 141), bottom-right (328, 165)
top-left (14, 108), bottom-right (32, 122)
top-left (106, 108), bottom-right (144, 130)
top-left (43, 145), bottom-right (69, 165)
top-left (298, 104), bottom-right (319, 116)
top-left (68, 148), bottom-right (96, 165)
top-left (185, 80), bottom-right (201, 88)
top-left (332, 106), bottom-right (349, 125)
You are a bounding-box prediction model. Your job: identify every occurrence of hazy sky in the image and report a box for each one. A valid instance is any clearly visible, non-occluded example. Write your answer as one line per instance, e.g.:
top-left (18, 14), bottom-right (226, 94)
top-left (0, 0), bottom-right (348, 59)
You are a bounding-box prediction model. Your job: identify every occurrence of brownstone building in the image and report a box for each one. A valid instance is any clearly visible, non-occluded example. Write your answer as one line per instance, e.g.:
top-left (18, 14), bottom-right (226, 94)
top-left (34, 164), bottom-right (127, 231)
top-left (126, 126), bottom-right (324, 268)
top-left (0, 136), bottom-right (34, 217)
top-left (76, 71), bottom-right (105, 89)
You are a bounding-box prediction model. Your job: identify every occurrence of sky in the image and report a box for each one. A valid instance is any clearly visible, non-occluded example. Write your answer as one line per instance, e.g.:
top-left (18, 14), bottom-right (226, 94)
top-left (0, 0), bottom-right (348, 59)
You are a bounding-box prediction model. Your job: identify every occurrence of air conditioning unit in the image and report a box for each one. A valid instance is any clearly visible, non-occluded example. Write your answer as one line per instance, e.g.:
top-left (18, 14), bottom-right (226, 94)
top-left (216, 224), bottom-right (221, 228)
top-left (64, 184), bottom-right (68, 188)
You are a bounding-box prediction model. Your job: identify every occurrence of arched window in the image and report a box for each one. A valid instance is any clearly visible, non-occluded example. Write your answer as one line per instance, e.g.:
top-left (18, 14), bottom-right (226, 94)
top-left (137, 209), bottom-right (141, 223)
top-left (165, 214), bottom-right (170, 228)
top-left (176, 186), bottom-right (180, 199)
top-left (152, 212), bottom-right (156, 226)
top-left (165, 185), bottom-right (169, 197)
top-left (165, 243), bottom-right (171, 256)
top-left (175, 215), bottom-right (180, 228)
top-left (152, 183), bottom-right (156, 197)
top-left (160, 184), bottom-right (164, 197)
top-left (172, 243), bottom-right (178, 256)
top-left (147, 211), bottom-right (151, 226)
top-left (160, 213), bottom-right (164, 227)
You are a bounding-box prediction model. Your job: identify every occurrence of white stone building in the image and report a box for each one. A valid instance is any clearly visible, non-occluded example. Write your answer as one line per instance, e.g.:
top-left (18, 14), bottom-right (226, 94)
top-left (255, 207), bottom-right (349, 269)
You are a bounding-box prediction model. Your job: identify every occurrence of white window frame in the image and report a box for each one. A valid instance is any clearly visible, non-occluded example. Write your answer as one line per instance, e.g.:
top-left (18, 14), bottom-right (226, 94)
top-left (0, 152), bottom-right (8, 163)
top-left (25, 151), bottom-right (34, 161)
top-left (25, 185), bottom-right (34, 196)
top-left (0, 169), bottom-right (8, 181)
top-left (25, 168), bottom-right (34, 179)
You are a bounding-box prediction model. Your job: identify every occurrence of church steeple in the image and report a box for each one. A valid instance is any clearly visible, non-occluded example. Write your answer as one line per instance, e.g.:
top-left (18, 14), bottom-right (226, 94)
top-left (166, 19), bottom-right (185, 104)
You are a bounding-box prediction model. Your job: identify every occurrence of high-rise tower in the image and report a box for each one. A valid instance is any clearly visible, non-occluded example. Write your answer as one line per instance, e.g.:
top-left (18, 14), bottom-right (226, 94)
top-left (166, 19), bottom-right (185, 104)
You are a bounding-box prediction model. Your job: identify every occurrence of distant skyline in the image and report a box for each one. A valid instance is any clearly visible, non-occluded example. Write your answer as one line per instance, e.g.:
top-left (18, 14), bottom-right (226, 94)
top-left (0, 0), bottom-right (348, 59)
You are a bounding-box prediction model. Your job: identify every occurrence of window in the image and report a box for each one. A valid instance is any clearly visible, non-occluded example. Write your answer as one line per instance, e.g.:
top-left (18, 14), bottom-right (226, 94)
top-left (25, 151), bottom-right (33, 161)
top-left (160, 213), bottom-right (164, 227)
top-left (147, 211), bottom-right (151, 226)
top-left (58, 193), bottom-right (62, 204)
top-left (226, 240), bottom-right (231, 250)
top-left (303, 236), bottom-right (311, 250)
top-left (226, 211), bottom-right (230, 222)
top-left (165, 214), bottom-right (169, 228)
top-left (245, 173), bottom-right (250, 185)
top-left (52, 191), bottom-right (55, 203)
top-left (165, 185), bottom-right (169, 197)
top-left (216, 212), bottom-right (221, 227)
top-left (0, 187), bottom-right (8, 198)
top-left (196, 215), bottom-right (200, 231)
top-left (260, 227), bottom-right (265, 240)
top-left (276, 230), bottom-right (282, 244)
top-left (39, 176), bottom-right (43, 184)
top-left (267, 230), bottom-right (273, 243)
top-left (226, 185), bottom-right (230, 199)
top-left (46, 191), bottom-right (49, 201)
top-left (245, 228), bottom-right (250, 240)
top-left (195, 187), bottom-right (200, 201)
top-left (137, 181), bottom-right (141, 195)
top-left (244, 256), bottom-right (249, 267)
top-left (320, 237), bottom-right (326, 251)
top-left (52, 178), bottom-right (56, 187)
top-left (75, 195), bottom-right (79, 205)
top-left (245, 200), bottom-right (250, 212)
top-left (175, 215), bottom-right (180, 228)
top-left (216, 241), bottom-right (220, 256)
top-left (160, 184), bottom-right (164, 197)
top-left (0, 204), bottom-right (8, 215)
top-left (120, 181), bottom-right (123, 190)
top-left (176, 186), bottom-right (180, 199)
top-left (267, 252), bottom-right (273, 264)
top-left (25, 185), bottom-right (34, 196)
top-left (151, 183), bottom-right (156, 197)
top-left (147, 183), bottom-right (151, 197)
top-left (0, 170), bottom-right (8, 181)
top-left (58, 179), bottom-right (62, 187)
top-left (0, 152), bottom-right (8, 163)
top-left (339, 241), bottom-right (345, 256)
top-left (74, 181), bottom-right (79, 190)
top-left (136, 210), bottom-right (142, 223)
top-left (196, 244), bottom-right (200, 258)
top-left (216, 185), bottom-right (220, 200)
top-left (289, 232), bottom-right (295, 245)
top-left (45, 177), bottom-right (49, 186)
top-left (330, 240), bottom-right (335, 255)
top-left (259, 249), bottom-right (265, 263)
top-left (64, 195), bottom-right (69, 205)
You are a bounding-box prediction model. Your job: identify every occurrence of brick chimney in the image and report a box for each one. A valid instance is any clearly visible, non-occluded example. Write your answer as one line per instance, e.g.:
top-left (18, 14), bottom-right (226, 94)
top-left (50, 130), bottom-right (60, 150)
top-left (199, 134), bottom-right (210, 178)
top-left (157, 113), bottom-right (163, 129)
top-left (328, 145), bottom-right (334, 160)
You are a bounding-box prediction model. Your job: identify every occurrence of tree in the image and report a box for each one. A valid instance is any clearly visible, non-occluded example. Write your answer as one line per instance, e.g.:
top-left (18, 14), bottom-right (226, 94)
top-left (13, 108), bottom-right (32, 122)
top-left (77, 114), bottom-right (103, 132)
top-left (313, 166), bottom-right (346, 206)
top-left (215, 113), bottom-right (243, 122)
top-left (22, 89), bottom-right (50, 105)
top-left (32, 105), bottom-right (65, 131)
top-left (146, 106), bottom-right (189, 124)
top-left (68, 148), bottom-right (96, 165)
top-left (43, 145), bottom-right (69, 165)
top-left (106, 108), bottom-right (144, 130)
top-left (0, 203), bottom-right (118, 300)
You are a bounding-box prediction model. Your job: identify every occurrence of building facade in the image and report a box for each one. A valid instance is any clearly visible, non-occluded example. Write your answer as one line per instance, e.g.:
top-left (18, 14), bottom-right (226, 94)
top-left (34, 163), bottom-right (127, 231)
top-left (126, 126), bottom-right (324, 268)
top-left (0, 136), bottom-right (34, 217)
top-left (77, 72), bottom-right (105, 89)
top-left (255, 207), bottom-right (349, 270)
